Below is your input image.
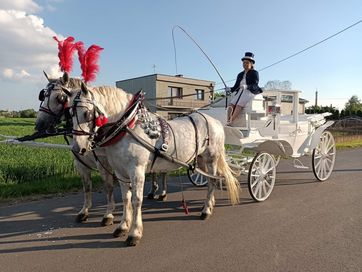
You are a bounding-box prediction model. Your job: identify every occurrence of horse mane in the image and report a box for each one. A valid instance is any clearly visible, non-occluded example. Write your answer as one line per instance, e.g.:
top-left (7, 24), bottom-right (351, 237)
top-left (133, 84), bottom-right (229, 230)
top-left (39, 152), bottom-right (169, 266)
top-left (88, 85), bottom-right (133, 121)
top-left (48, 76), bottom-right (83, 90)
top-left (67, 77), bottom-right (83, 89)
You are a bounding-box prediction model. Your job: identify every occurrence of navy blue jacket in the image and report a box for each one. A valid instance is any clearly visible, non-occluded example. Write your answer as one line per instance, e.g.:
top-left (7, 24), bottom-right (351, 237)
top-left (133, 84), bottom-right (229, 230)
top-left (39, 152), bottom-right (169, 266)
top-left (230, 69), bottom-right (263, 94)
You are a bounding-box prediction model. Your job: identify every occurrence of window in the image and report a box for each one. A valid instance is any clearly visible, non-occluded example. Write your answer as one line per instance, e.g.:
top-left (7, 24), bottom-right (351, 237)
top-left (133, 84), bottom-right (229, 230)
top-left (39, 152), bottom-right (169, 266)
top-left (281, 95), bottom-right (293, 102)
top-left (195, 89), bottom-right (205, 100)
top-left (168, 86), bottom-right (183, 99)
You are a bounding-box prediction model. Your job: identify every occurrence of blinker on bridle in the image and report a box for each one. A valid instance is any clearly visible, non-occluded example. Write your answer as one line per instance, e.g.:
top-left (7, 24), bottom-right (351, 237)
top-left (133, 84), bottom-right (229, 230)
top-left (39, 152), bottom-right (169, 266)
top-left (71, 91), bottom-right (107, 141)
top-left (38, 83), bottom-right (71, 117)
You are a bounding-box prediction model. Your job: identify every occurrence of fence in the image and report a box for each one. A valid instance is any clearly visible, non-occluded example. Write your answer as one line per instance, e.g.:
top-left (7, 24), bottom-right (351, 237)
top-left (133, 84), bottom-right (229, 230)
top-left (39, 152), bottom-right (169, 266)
top-left (328, 116), bottom-right (362, 143)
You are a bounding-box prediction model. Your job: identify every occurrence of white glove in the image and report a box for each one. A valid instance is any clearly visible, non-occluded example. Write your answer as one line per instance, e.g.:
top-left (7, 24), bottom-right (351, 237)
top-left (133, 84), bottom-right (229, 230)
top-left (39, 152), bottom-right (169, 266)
top-left (225, 86), bottom-right (231, 96)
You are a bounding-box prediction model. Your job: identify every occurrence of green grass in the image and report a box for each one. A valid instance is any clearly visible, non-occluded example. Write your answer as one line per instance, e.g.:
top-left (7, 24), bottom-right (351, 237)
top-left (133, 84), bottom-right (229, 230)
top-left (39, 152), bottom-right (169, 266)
top-left (335, 139), bottom-right (362, 149)
top-left (0, 118), bottom-right (104, 201)
top-left (0, 174), bottom-right (103, 200)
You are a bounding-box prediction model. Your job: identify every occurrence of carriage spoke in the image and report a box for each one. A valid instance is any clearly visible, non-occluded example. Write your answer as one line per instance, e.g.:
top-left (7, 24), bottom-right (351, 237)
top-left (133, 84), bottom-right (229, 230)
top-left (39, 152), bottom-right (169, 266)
top-left (326, 135), bottom-right (332, 149)
top-left (315, 157), bottom-right (322, 169)
top-left (326, 144), bottom-right (335, 153)
top-left (317, 162), bottom-right (323, 177)
top-left (323, 159), bottom-right (327, 177)
top-left (264, 166), bottom-right (275, 174)
top-left (253, 182), bottom-right (260, 196)
top-left (258, 183), bottom-right (263, 199)
top-left (264, 179), bottom-right (272, 188)
top-left (262, 181), bottom-right (267, 196)
top-left (261, 156), bottom-right (269, 172)
top-left (322, 161), bottom-right (327, 178)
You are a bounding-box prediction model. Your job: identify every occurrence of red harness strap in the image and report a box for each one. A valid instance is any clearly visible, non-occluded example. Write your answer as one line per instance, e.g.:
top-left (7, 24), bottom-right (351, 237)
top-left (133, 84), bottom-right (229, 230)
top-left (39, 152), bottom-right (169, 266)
top-left (99, 118), bottom-right (137, 147)
top-left (98, 92), bottom-right (141, 147)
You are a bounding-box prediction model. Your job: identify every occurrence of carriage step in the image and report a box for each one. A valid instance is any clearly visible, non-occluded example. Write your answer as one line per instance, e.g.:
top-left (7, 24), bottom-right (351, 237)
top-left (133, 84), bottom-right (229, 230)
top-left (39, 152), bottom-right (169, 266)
top-left (293, 159), bottom-right (309, 169)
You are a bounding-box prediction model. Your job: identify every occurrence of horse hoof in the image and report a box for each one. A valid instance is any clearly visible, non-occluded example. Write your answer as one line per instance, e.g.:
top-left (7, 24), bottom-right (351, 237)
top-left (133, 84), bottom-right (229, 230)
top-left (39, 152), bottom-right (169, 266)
top-left (200, 213), bottom-right (211, 220)
top-left (113, 228), bottom-right (128, 238)
top-left (101, 217), bottom-right (114, 226)
top-left (126, 236), bottom-right (141, 246)
top-left (157, 194), bottom-right (167, 201)
top-left (75, 213), bottom-right (88, 223)
top-left (147, 193), bottom-right (155, 200)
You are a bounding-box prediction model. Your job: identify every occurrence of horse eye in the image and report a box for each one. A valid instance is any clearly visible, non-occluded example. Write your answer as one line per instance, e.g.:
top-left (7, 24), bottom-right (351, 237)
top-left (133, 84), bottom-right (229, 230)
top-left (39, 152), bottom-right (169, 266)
top-left (38, 90), bottom-right (45, 101)
top-left (84, 111), bottom-right (93, 121)
top-left (57, 94), bottom-right (67, 104)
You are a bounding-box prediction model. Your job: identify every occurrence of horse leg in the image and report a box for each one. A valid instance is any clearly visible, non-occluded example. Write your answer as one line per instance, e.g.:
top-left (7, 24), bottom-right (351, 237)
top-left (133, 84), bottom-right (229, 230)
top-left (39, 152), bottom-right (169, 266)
top-left (126, 167), bottom-right (146, 246)
top-left (201, 159), bottom-right (218, 220)
top-left (96, 157), bottom-right (115, 226)
top-left (113, 179), bottom-right (133, 237)
top-left (157, 173), bottom-right (167, 201)
top-left (147, 173), bottom-right (158, 200)
top-left (75, 164), bottom-right (92, 223)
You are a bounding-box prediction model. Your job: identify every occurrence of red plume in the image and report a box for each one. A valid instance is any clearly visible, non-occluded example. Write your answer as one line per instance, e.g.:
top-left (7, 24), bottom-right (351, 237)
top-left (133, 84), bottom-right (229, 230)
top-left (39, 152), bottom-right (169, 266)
top-left (76, 42), bottom-right (103, 83)
top-left (53, 36), bottom-right (77, 73)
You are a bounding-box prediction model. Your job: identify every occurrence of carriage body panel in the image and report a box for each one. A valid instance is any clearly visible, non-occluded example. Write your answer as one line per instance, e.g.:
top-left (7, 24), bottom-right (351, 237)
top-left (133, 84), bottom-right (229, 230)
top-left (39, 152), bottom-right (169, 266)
top-left (192, 90), bottom-right (336, 202)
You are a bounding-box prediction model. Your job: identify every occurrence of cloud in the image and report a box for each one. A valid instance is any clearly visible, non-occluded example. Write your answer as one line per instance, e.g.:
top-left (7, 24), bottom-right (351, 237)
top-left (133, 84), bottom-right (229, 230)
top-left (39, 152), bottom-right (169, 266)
top-left (0, 10), bottom-right (63, 83)
top-left (2, 68), bottom-right (31, 81)
top-left (0, 0), bottom-right (41, 13)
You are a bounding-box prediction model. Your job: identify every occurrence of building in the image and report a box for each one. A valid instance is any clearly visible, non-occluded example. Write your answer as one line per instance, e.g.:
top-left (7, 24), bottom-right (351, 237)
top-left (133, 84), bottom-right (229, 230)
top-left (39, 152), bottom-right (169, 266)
top-left (209, 89), bottom-right (309, 116)
top-left (116, 74), bottom-right (215, 119)
top-left (263, 89), bottom-right (309, 115)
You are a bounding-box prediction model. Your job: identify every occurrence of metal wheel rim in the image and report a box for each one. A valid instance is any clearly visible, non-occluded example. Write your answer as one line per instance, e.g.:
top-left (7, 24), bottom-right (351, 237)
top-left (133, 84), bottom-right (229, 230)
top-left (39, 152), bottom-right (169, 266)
top-left (248, 152), bottom-right (276, 202)
top-left (187, 169), bottom-right (208, 187)
top-left (312, 131), bottom-right (336, 181)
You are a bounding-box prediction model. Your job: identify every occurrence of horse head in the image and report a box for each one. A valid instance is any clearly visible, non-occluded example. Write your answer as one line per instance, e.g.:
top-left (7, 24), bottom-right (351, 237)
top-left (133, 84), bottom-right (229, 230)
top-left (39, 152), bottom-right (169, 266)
top-left (35, 71), bottom-right (79, 133)
top-left (71, 82), bottom-right (107, 155)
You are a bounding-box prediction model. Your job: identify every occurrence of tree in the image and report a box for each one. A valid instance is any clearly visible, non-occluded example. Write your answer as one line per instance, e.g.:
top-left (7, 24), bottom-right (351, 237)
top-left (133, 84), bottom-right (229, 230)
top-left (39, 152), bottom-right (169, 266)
top-left (264, 80), bottom-right (292, 90)
top-left (19, 109), bottom-right (37, 118)
top-left (344, 95), bottom-right (362, 115)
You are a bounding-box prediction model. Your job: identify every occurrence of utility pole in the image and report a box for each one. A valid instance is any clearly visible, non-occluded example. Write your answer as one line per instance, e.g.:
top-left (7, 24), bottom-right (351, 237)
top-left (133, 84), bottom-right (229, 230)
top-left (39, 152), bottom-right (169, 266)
top-left (314, 89), bottom-right (318, 113)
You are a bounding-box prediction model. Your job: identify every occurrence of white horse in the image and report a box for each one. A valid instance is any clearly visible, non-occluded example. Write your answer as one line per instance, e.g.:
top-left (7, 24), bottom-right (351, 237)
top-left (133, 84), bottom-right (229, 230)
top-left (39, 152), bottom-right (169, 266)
top-left (35, 72), bottom-right (168, 225)
top-left (35, 72), bottom-right (116, 226)
top-left (71, 83), bottom-right (240, 246)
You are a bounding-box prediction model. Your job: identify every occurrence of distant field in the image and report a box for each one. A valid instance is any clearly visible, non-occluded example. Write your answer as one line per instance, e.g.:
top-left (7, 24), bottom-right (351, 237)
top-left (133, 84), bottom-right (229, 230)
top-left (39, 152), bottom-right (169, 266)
top-left (0, 118), bottom-right (102, 200)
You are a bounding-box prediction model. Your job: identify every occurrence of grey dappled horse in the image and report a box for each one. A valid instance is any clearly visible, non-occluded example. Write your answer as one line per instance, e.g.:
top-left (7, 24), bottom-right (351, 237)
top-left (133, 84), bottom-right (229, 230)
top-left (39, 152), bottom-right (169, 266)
top-left (71, 83), bottom-right (240, 246)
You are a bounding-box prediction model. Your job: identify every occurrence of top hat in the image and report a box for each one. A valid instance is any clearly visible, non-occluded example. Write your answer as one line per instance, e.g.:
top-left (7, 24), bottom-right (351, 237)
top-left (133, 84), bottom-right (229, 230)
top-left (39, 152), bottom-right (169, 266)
top-left (241, 52), bottom-right (255, 64)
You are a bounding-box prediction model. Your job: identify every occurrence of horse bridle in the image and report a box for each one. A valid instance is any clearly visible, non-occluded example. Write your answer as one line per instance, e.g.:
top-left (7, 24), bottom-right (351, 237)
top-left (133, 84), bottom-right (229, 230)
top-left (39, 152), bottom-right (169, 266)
top-left (71, 91), bottom-right (100, 140)
top-left (38, 82), bottom-right (72, 120)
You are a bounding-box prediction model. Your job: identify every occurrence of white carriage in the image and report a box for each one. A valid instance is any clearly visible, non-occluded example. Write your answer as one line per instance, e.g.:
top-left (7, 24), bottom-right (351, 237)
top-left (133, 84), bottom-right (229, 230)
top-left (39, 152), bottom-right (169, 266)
top-left (189, 90), bottom-right (336, 201)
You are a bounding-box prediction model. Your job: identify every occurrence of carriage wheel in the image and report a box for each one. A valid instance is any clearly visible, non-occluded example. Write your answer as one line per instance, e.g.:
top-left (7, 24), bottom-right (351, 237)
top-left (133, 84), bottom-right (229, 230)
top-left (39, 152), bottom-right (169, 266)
top-left (273, 155), bottom-right (281, 167)
top-left (248, 152), bottom-right (277, 202)
top-left (312, 131), bottom-right (336, 181)
top-left (187, 169), bottom-right (208, 187)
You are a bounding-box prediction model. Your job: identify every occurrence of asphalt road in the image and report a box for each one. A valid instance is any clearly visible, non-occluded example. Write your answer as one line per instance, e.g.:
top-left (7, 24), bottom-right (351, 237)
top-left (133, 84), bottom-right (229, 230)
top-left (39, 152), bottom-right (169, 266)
top-left (0, 148), bottom-right (361, 272)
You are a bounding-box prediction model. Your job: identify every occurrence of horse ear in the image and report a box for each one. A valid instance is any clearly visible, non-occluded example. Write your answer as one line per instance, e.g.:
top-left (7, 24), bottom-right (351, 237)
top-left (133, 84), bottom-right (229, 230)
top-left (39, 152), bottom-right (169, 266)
top-left (61, 72), bottom-right (70, 85)
top-left (43, 71), bottom-right (50, 82)
top-left (81, 82), bottom-right (89, 95)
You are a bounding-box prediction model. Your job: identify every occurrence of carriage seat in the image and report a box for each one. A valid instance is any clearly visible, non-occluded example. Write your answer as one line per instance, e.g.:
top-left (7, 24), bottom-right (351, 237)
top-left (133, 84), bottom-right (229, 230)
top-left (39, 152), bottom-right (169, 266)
top-left (230, 94), bottom-right (265, 127)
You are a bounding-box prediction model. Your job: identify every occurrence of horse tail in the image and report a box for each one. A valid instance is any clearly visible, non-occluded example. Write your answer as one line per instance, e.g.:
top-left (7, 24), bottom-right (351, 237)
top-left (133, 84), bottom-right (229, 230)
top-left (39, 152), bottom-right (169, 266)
top-left (217, 145), bottom-right (241, 205)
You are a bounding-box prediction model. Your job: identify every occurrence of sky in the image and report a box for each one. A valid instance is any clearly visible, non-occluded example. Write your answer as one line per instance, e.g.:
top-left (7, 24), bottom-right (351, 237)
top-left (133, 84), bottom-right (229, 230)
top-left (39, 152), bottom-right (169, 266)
top-left (0, 0), bottom-right (361, 110)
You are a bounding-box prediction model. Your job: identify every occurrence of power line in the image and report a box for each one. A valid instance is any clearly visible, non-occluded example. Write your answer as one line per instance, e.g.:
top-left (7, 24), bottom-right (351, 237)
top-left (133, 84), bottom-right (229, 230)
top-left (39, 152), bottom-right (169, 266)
top-left (215, 19), bottom-right (362, 89)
